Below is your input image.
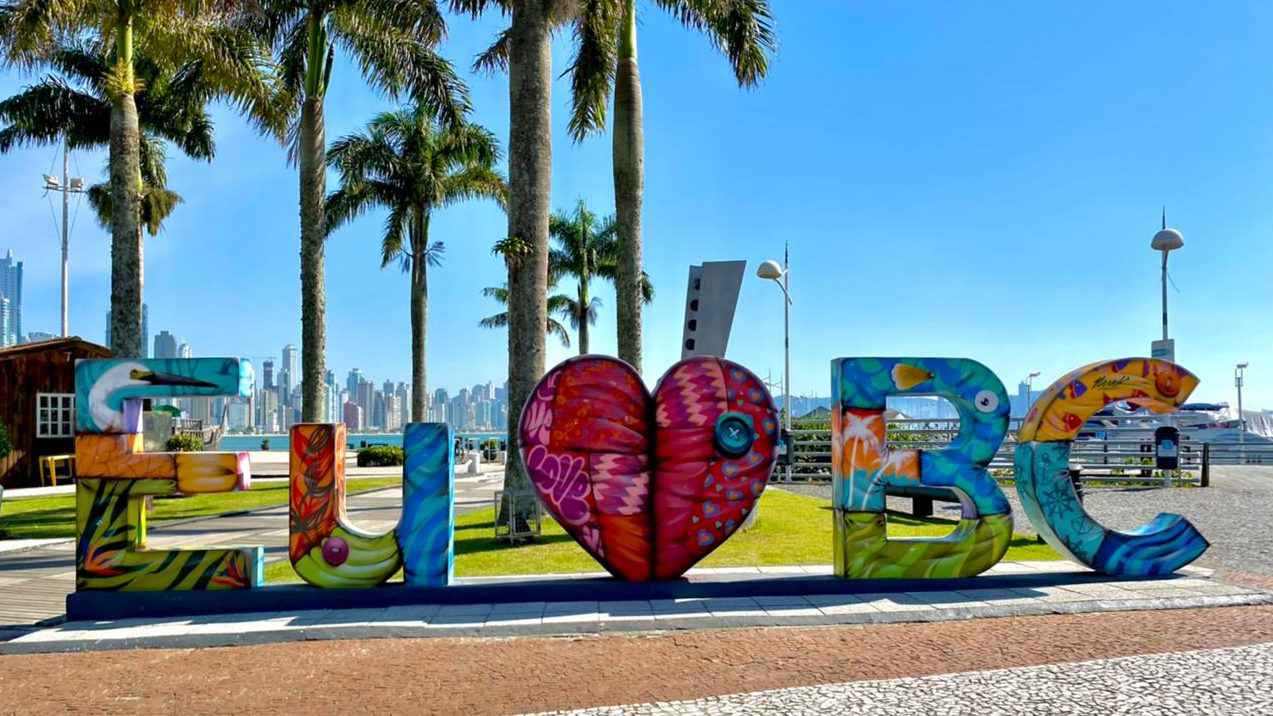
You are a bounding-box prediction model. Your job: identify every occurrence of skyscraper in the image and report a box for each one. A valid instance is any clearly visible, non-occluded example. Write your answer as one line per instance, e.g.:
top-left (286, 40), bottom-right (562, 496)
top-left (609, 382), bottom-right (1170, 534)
top-left (281, 344), bottom-right (299, 395)
top-left (179, 342), bottom-right (192, 358)
top-left (356, 379), bottom-right (375, 426)
top-left (262, 359), bottom-right (276, 391)
top-left (0, 250), bottom-right (22, 346)
top-left (153, 330), bottom-right (179, 359)
top-left (346, 369), bottom-right (364, 397)
top-left (395, 382), bottom-right (411, 425)
top-left (0, 297), bottom-right (10, 348)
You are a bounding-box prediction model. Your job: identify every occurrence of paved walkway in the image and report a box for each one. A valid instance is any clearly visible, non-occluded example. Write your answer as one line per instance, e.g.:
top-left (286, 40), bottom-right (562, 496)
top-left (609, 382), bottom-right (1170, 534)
top-left (541, 642), bottom-right (1273, 715)
top-left (5, 561), bottom-right (1270, 653)
top-left (0, 472), bottom-right (505, 626)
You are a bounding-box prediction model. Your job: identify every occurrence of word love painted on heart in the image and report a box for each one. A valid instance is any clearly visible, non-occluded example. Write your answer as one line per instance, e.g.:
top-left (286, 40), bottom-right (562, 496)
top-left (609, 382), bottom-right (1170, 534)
top-left (70, 354), bottom-right (1208, 594)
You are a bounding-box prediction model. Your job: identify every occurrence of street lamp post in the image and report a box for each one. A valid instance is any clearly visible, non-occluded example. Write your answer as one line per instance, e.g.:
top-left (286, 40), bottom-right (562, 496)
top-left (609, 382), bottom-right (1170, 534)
top-left (41, 140), bottom-right (84, 337)
top-left (1025, 371), bottom-right (1040, 413)
top-left (1235, 363), bottom-right (1248, 454)
top-left (1150, 210), bottom-right (1183, 360)
top-left (757, 246), bottom-right (792, 481)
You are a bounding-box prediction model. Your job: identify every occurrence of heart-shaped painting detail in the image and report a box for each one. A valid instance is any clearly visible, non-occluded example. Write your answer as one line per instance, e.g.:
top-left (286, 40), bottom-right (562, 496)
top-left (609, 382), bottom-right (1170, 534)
top-left (519, 355), bottom-right (779, 581)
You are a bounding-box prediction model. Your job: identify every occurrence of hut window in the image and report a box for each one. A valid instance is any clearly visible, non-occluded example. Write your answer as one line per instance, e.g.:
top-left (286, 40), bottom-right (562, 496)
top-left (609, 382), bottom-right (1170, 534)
top-left (36, 393), bottom-right (75, 438)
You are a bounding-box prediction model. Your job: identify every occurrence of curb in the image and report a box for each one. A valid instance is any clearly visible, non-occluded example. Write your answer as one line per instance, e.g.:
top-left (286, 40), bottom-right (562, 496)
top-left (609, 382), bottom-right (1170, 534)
top-left (4, 593), bottom-right (1270, 656)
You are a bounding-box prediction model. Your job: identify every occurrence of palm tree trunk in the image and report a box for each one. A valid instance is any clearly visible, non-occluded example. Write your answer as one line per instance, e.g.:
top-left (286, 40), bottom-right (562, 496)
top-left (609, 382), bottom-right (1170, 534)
top-left (577, 282), bottom-right (589, 355)
top-left (502, 0), bottom-right (553, 522)
top-left (410, 213), bottom-right (429, 422)
top-left (298, 92), bottom-right (326, 422)
top-left (108, 14), bottom-right (142, 358)
top-left (613, 0), bottom-right (644, 373)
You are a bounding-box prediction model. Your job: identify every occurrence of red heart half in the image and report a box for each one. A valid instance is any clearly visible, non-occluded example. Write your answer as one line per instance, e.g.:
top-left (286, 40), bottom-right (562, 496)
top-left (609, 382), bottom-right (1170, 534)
top-left (519, 355), bottom-right (779, 581)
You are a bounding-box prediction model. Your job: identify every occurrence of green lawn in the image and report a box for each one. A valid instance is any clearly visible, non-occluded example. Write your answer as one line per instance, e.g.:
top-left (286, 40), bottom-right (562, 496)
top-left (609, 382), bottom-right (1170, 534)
top-left (263, 487), bottom-right (1059, 583)
top-left (0, 477), bottom-right (405, 540)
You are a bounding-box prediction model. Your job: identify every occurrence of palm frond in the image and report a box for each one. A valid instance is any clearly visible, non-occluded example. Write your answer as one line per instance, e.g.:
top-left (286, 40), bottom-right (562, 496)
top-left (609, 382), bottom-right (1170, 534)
top-left (0, 77), bottom-right (109, 152)
top-left (423, 240), bottom-right (445, 268)
top-left (565, 0), bottom-right (619, 141)
top-left (472, 27), bottom-right (510, 75)
top-left (478, 312), bottom-right (509, 329)
top-left (546, 317), bottom-right (572, 348)
top-left (481, 284), bottom-right (509, 302)
top-left (640, 270), bottom-right (655, 304)
top-left (330, 8), bottom-right (470, 127)
top-left (653, 0), bottom-right (776, 87)
top-left (440, 165), bottom-right (507, 210)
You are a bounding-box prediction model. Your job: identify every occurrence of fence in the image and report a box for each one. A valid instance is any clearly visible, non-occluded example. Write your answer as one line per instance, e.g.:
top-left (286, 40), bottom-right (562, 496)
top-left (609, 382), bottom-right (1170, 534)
top-left (785, 416), bottom-right (1273, 485)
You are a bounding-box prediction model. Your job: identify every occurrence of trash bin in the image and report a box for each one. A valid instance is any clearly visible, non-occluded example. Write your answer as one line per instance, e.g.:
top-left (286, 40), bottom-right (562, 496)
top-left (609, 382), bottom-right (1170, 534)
top-left (1155, 426), bottom-right (1180, 470)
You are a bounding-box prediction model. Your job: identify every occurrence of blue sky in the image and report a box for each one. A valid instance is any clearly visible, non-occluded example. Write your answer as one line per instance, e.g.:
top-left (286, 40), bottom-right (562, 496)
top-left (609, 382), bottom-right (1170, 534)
top-left (1, 2), bottom-right (1271, 408)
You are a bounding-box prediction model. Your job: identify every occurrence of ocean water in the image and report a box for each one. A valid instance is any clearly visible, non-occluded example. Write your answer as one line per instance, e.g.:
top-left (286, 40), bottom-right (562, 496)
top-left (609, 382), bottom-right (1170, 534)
top-left (220, 432), bottom-right (506, 452)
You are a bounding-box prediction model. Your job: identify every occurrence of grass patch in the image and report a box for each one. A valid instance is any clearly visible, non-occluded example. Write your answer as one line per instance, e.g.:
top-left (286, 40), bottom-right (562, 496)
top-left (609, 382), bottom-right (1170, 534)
top-left (0, 477), bottom-right (405, 540)
top-left (263, 487), bottom-right (1059, 583)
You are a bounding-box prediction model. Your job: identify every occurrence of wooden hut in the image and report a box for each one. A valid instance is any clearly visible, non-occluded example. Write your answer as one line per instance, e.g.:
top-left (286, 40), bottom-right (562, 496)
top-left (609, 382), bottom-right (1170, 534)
top-left (0, 337), bottom-right (111, 487)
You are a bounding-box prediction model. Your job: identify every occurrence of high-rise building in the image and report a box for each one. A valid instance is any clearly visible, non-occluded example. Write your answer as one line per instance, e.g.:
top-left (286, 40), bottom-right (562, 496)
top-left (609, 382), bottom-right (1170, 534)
top-left (0, 250), bottom-right (22, 347)
top-left (372, 391), bottom-right (387, 430)
top-left (281, 344), bottom-right (299, 395)
top-left (262, 359), bottom-right (276, 391)
top-left (0, 297), bottom-right (11, 348)
top-left (325, 371), bottom-right (340, 423)
top-left (258, 388), bottom-right (280, 432)
top-left (395, 382), bottom-right (411, 425)
top-left (227, 400), bottom-right (251, 430)
top-left (178, 342), bottom-right (192, 359)
top-left (346, 369), bottom-right (364, 397)
top-left (278, 368), bottom-right (292, 406)
top-left (153, 330), bottom-right (179, 359)
top-left (342, 401), bottom-right (363, 431)
top-left (383, 394), bottom-right (396, 431)
top-left (356, 379), bottom-right (375, 425)
top-left (432, 388), bottom-right (449, 423)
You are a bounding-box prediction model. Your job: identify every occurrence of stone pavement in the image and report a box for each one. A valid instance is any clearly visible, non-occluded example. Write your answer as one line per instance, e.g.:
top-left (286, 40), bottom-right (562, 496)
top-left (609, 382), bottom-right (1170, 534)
top-left (540, 641), bottom-right (1273, 715)
top-left (4, 561), bottom-right (1270, 654)
top-left (0, 472), bottom-right (505, 626)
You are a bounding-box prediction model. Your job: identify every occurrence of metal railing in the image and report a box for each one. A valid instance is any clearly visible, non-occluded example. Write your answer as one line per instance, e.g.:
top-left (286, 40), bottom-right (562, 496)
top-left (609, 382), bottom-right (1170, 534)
top-left (785, 416), bottom-right (1273, 485)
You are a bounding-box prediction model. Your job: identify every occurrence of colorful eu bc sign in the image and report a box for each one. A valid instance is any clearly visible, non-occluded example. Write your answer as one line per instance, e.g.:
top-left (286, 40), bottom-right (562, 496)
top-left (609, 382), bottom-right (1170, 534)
top-left (71, 354), bottom-right (1208, 593)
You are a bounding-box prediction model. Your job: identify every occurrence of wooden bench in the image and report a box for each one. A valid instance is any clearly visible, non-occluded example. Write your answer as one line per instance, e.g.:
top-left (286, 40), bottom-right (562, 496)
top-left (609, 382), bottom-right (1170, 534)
top-left (39, 454), bottom-right (75, 487)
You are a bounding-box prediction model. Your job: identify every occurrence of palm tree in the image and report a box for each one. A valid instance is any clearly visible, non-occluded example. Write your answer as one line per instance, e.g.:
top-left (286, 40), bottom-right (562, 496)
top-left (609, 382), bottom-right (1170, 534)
top-left (456, 0), bottom-right (576, 512)
top-left (478, 284), bottom-right (572, 350)
top-left (325, 103), bottom-right (504, 422)
top-left (86, 135), bottom-right (184, 241)
top-left (565, 0), bottom-right (776, 373)
top-left (0, 3), bottom-right (280, 358)
top-left (250, 0), bottom-right (470, 422)
top-left (548, 198), bottom-right (653, 355)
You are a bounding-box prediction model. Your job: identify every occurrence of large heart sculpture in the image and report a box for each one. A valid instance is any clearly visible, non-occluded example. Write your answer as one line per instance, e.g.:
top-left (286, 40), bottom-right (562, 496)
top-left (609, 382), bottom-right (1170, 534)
top-left (520, 355), bottom-right (779, 581)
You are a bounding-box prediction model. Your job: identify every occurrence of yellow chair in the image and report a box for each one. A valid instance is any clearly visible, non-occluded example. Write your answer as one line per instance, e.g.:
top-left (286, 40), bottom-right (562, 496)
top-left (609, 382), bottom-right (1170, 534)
top-left (40, 454), bottom-right (75, 487)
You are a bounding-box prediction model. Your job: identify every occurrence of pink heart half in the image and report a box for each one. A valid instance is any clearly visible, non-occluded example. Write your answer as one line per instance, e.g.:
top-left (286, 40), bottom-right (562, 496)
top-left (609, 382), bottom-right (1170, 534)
top-left (519, 355), bottom-right (779, 580)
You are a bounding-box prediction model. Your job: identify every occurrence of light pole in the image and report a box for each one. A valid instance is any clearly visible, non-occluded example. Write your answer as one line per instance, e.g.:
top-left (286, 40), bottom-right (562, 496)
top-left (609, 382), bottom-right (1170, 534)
top-left (41, 140), bottom-right (84, 337)
top-left (1025, 371), bottom-right (1040, 414)
top-left (1235, 362), bottom-right (1248, 449)
top-left (1150, 210), bottom-right (1183, 360)
top-left (757, 245), bottom-right (791, 480)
